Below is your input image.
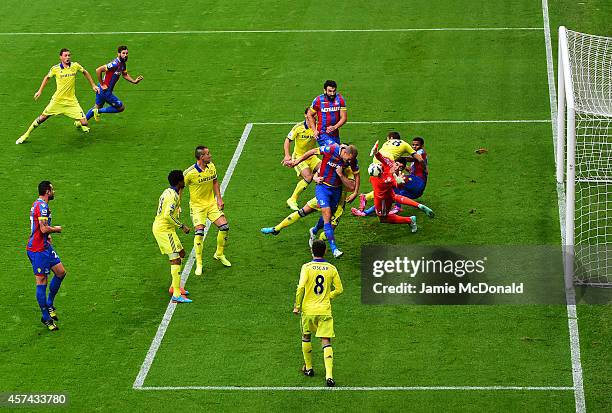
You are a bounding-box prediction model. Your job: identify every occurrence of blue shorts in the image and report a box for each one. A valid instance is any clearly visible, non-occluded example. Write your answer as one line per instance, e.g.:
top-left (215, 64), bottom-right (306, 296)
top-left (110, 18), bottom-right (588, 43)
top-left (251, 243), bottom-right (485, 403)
top-left (95, 88), bottom-right (123, 108)
top-left (27, 246), bottom-right (61, 276)
top-left (315, 184), bottom-right (342, 210)
top-left (316, 133), bottom-right (340, 146)
top-left (396, 175), bottom-right (426, 199)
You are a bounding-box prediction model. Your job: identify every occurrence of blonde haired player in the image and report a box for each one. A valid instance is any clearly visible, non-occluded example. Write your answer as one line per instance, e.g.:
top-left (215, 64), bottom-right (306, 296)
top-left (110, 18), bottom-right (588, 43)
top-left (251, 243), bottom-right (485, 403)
top-left (17, 48), bottom-right (100, 144)
top-left (152, 170), bottom-right (192, 303)
top-left (283, 108), bottom-right (321, 211)
top-left (184, 146), bottom-right (231, 275)
top-left (294, 239), bottom-right (343, 387)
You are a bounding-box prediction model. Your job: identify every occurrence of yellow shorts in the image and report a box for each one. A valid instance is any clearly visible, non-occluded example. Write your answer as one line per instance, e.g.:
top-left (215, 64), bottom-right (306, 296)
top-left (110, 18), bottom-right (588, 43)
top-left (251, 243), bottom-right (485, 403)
top-left (43, 99), bottom-right (86, 120)
top-left (294, 155), bottom-right (321, 177)
top-left (190, 204), bottom-right (224, 227)
top-left (301, 314), bottom-right (335, 338)
top-left (152, 228), bottom-right (183, 257)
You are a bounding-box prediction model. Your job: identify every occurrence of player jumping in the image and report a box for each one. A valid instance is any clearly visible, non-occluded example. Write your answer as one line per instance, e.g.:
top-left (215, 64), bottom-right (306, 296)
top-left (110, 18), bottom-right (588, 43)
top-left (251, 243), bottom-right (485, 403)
top-left (294, 239), bottom-right (344, 387)
top-left (26, 181), bottom-right (66, 331)
top-left (85, 45), bottom-right (143, 122)
top-left (184, 146), bottom-right (231, 274)
top-left (17, 49), bottom-right (100, 144)
top-left (285, 144), bottom-right (359, 258)
top-left (284, 108), bottom-right (321, 211)
top-left (152, 170), bottom-right (192, 303)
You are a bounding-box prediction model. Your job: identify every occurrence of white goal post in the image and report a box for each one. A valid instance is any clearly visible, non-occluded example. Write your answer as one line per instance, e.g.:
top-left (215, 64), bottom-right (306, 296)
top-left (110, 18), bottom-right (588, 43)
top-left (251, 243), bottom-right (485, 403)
top-left (556, 26), bottom-right (612, 287)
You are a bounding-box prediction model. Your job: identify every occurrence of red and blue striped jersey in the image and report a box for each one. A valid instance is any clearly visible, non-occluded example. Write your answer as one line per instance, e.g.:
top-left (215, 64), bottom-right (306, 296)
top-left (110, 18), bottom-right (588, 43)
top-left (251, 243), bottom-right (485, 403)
top-left (27, 199), bottom-right (51, 252)
top-left (317, 144), bottom-right (359, 187)
top-left (310, 94), bottom-right (346, 138)
top-left (101, 57), bottom-right (126, 92)
top-left (410, 149), bottom-right (428, 181)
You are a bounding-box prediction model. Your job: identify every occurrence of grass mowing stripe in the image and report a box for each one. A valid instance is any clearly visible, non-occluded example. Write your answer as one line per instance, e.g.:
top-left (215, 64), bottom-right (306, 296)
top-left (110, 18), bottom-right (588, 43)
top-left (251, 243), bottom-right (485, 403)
top-left (253, 120), bottom-right (552, 125)
top-left (541, 1), bottom-right (586, 412)
top-left (0, 28), bottom-right (545, 36)
top-left (133, 123), bottom-right (253, 389)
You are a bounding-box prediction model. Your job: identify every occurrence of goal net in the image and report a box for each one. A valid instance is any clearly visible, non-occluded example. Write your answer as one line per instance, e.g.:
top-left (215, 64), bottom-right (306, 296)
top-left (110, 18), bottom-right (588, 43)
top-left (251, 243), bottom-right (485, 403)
top-left (556, 26), bottom-right (612, 287)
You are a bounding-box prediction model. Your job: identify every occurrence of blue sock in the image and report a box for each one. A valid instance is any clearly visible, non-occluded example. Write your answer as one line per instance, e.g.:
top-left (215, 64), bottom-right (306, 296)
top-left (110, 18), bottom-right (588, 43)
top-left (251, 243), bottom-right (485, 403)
top-left (47, 275), bottom-right (64, 307)
top-left (36, 284), bottom-right (50, 321)
top-left (85, 108), bottom-right (94, 120)
top-left (323, 223), bottom-right (338, 251)
top-left (313, 217), bottom-right (324, 234)
top-left (364, 206), bottom-right (376, 216)
top-left (99, 106), bottom-right (120, 114)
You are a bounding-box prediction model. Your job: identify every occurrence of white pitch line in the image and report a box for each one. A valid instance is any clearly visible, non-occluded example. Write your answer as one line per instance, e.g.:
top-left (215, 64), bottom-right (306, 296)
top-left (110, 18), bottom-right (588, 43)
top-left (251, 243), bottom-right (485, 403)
top-left (132, 123), bottom-right (253, 389)
top-left (0, 28), bottom-right (544, 36)
top-left (136, 385), bottom-right (574, 392)
top-left (541, 1), bottom-right (586, 413)
top-left (253, 119), bottom-right (552, 125)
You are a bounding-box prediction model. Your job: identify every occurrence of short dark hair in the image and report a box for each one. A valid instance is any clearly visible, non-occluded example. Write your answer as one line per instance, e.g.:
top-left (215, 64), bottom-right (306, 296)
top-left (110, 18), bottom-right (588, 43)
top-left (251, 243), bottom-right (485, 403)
top-left (195, 145), bottom-right (208, 160)
top-left (311, 239), bottom-right (326, 258)
top-left (388, 131), bottom-right (401, 140)
top-left (38, 181), bottom-right (53, 196)
top-left (304, 107), bottom-right (310, 114)
top-left (59, 48), bottom-right (70, 56)
top-left (117, 45), bottom-right (128, 53)
top-left (323, 80), bottom-right (337, 89)
top-left (167, 170), bottom-right (184, 187)
top-left (413, 136), bottom-right (424, 145)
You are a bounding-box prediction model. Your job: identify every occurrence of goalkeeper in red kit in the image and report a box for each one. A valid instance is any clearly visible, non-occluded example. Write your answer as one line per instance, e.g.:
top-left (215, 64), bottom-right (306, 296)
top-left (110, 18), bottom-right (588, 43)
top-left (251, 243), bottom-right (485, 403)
top-left (369, 141), bottom-right (434, 232)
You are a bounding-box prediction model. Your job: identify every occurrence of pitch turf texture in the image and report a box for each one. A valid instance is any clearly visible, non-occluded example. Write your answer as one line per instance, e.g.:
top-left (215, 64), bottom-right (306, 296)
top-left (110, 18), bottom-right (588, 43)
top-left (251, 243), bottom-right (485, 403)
top-left (1, 1), bottom-right (610, 412)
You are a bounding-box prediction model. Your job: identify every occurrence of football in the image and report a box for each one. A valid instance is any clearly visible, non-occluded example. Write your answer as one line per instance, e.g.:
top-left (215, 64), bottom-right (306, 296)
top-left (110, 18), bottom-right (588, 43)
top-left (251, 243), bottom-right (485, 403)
top-left (368, 162), bottom-right (383, 177)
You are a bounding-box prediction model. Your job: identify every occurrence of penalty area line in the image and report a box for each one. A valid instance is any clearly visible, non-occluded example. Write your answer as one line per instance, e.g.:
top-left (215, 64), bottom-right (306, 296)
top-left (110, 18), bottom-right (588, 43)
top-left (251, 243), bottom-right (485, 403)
top-left (132, 123), bottom-right (253, 390)
top-left (136, 385), bottom-right (574, 392)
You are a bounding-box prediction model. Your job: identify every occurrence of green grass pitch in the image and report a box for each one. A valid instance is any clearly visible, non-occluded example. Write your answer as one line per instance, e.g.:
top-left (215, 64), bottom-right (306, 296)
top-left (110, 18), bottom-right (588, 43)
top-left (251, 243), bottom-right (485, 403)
top-left (0, 1), bottom-right (610, 412)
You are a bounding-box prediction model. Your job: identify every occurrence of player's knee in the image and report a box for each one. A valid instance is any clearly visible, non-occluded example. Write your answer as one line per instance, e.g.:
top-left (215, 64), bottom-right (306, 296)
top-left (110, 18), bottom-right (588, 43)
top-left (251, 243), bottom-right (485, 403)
top-left (302, 334), bottom-right (311, 342)
top-left (218, 223), bottom-right (229, 231)
top-left (170, 258), bottom-right (181, 265)
top-left (298, 208), bottom-right (308, 217)
top-left (195, 228), bottom-right (205, 236)
top-left (179, 250), bottom-right (186, 258)
top-left (117, 104), bottom-right (125, 112)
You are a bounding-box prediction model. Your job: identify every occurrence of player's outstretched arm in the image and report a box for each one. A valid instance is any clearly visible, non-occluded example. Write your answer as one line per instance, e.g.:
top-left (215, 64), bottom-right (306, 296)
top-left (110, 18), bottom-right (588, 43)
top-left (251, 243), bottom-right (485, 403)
top-left (285, 148), bottom-right (317, 168)
top-left (123, 72), bottom-right (143, 84)
top-left (34, 75), bottom-right (50, 100)
top-left (82, 70), bottom-right (100, 94)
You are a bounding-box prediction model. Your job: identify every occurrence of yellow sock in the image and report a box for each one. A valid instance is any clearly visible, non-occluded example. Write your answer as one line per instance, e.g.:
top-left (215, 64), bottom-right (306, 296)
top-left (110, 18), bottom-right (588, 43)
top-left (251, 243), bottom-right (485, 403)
top-left (194, 234), bottom-right (204, 267)
top-left (215, 229), bottom-right (228, 256)
top-left (323, 346), bottom-right (334, 379)
top-left (291, 179), bottom-right (309, 201)
top-left (23, 119), bottom-right (39, 137)
top-left (170, 264), bottom-right (181, 297)
top-left (302, 340), bottom-right (313, 370)
top-left (331, 204), bottom-right (344, 226)
top-left (275, 211), bottom-right (301, 231)
top-left (366, 191), bottom-right (374, 201)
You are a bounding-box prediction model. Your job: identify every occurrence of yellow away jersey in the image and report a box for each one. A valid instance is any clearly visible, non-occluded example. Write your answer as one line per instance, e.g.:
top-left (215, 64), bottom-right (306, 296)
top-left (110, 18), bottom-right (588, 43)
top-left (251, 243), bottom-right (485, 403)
top-left (47, 62), bottom-right (84, 103)
top-left (375, 139), bottom-right (415, 163)
top-left (295, 259), bottom-right (343, 316)
top-left (184, 162), bottom-right (217, 207)
top-left (153, 187), bottom-right (183, 231)
top-left (287, 122), bottom-right (316, 157)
